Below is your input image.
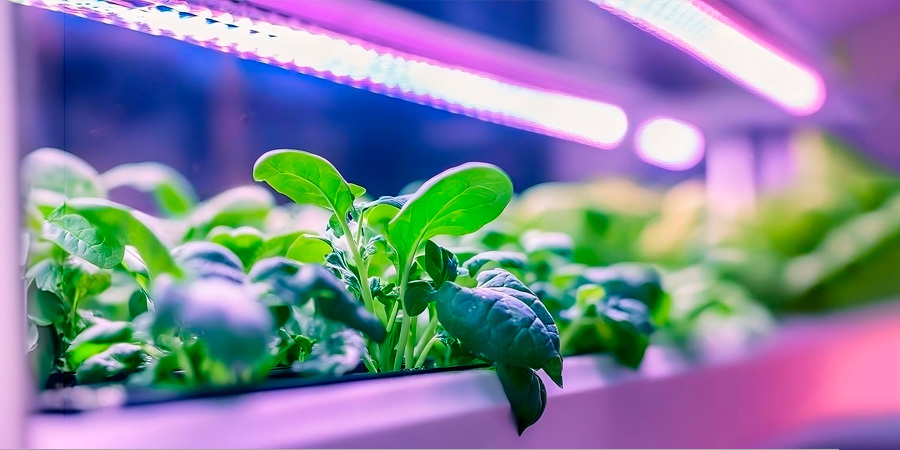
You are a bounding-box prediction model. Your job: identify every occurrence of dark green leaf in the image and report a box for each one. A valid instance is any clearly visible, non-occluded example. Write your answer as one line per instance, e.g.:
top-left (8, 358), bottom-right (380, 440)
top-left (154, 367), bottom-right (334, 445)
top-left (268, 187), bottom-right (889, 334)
top-left (253, 150), bottom-right (354, 216)
top-left (423, 240), bottom-right (457, 288)
top-left (249, 258), bottom-right (386, 342)
top-left (151, 276), bottom-right (272, 368)
top-left (296, 328), bottom-right (365, 376)
top-left (581, 264), bottom-right (664, 313)
top-left (435, 282), bottom-right (560, 379)
top-left (496, 364), bottom-right (547, 435)
top-left (404, 280), bottom-right (437, 316)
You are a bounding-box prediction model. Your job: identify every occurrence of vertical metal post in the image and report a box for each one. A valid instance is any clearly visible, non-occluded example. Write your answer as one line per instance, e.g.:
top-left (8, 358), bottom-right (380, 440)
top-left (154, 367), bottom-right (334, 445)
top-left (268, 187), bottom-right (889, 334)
top-left (0, 1), bottom-right (27, 448)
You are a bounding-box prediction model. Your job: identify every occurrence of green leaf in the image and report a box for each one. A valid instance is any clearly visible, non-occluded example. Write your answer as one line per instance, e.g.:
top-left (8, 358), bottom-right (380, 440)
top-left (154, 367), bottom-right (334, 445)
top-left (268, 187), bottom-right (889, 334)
top-left (257, 231), bottom-right (304, 260)
top-left (186, 186), bottom-right (274, 239)
top-left (60, 256), bottom-right (112, 307)
top-left (25, 261), bottom-right (66, 325)
top-left (44, 212), bottom-right (125, 269)
top-left (435, 282), bottom-right (560, 381)
top-left (349, 183), bottom-right (367, 199)
top-left (249, 258), bottom-right (386, 342)
top-left (151, 276), bottom-right (272, 368)
top-left (102, 162), bottom-right (198, 217)
top-left (423, 240), bottom-right (457, 288)
top-left (599, 297), bottom-right (654, 368)
top-left (75, 343), bottom-right (144, 384)
top-left (253, 149), bottom-right (354, 217)
top-left (296, 328), bottom-right (365, 377)
top-left (496, 364), bottom-right (547, 435)
top-left (404, 280), bottom-right (437, 316)
top-left (49, 199), bottom-right (181, 278)
top-left (475, 269), bottom-right (562, 386)
top-left (208, 226), bottom-right (265, 268)
top-left (581, 264), bottom-right (664, 313)
top-left (285, 234), bottom-right (333, 264)
top-left (463, 251), bottom-right (527, 277)
top-left (172, 242), bottom-right (245, 283)
top-left (387, 163), bottom-right (513, 269)
top-left (21, 148), bottom-right (105, 200)
top-left (67, 321), bottom-right (133, 369)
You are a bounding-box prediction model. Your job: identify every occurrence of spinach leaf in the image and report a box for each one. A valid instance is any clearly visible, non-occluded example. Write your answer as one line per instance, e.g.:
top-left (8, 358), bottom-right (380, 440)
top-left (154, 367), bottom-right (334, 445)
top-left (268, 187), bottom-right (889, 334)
top-left (22, 147), bottom-right (106, 202)
top-left (102, 162), bottom-right (198, 217)
top-left (26, 261), bottom-right (66, 326)
top-left (435, 281), bottom-right (562, 386)
top-left (463, 251), bottom-right (528, 277)
top-left (423, 240), bottom-right (457, 288)
top-left (404, 280), bottom-right (437, 316)
top-left (285, 234), bottom-right (333, 264)
top-left (151, 276), bottom-right (272, 368)
top-left (387, 163), bottom-right (513, 268)
top-left (249, 258), bottom-right (386, 342)
top-left (208, 226), bottom-right (265, 268)
top-left (44, 211), bottom-right (124, 269)
top-left (186, 186), bottom-right (274, 239)
top-left (67, 320), bottom-right (133, 368)
top-left (581, 263), bottom-right (664, 314)
top-left (477, 269), bottom-right (560, 355)
top-left (49, 199), bottom-right (181, 277)
top-left (75, 343), bottom-right (144, 384)
top-left (172, 242), bottom-right (245, 284)
top-left (496, 363), bottom-right (547, 435)
top-left (253, 150), bottom-right (354, 217)
top-left (296, 328), bottom-right (366, 377)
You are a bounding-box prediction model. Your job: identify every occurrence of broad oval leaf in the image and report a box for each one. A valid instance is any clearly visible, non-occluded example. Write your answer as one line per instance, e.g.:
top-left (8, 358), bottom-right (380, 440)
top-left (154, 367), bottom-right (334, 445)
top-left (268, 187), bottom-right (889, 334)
top-left (463, 251), bottom-right (527, 277)
top-left (285, 234), bottom-right (333, 264)
top-left (102, 162), bottom-right (198, 217)
top-left (581, 263), bottom-right (664, 312)
top-left (44, 212), bottom-right (124, 269)
top-left (404, 280), bottom-right (437, 316)
top-left (151, 276), bottom-right (272, 367)
top-left (253, 149), bottom-right (354, 216)
top-left (435, 283), bottom-right (559, 375)
top-left (387, 163), bottom-right (513, 267)
top-left (249, 258), bottom-right (386, 342)
top-left (187, 185), bottom-right (274, 239)
top-left (22, 148), bottom-right (105, 200)
top-left (295, 328), bottom-right (366, 377)
top-left (423, 240), bottom-right (457, 288)
top-left (173, 242), bottom-right (246, 283)
top-left (75, 343), bottom-right (144, 384)
top-left (208, 226), bottom-right (265, 268)
top-left (67, 321), bottom-right (133, 368)
top-left (50, 199), bottom-right (181, 278)
top-left (496, 364), bottom-right (547, 435)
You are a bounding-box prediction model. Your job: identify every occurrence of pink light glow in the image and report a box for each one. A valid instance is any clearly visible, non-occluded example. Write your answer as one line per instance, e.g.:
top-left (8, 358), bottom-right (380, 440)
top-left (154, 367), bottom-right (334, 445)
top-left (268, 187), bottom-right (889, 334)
top-left (592, 0), bottom-right (826, 116)
top-left (13, 0), bottom-right (629, 149)
top-left (635, 117), bottom-right (705, 170)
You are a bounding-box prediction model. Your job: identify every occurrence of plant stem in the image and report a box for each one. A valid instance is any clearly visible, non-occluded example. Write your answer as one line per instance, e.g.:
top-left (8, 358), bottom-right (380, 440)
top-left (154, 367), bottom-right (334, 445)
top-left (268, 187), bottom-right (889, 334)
top-left (362, 351), bottom-right (378, 373)
top-left (413, 312), bottom-right (439, 359)
top-left (337, 216), bottom-right (385, 323)
top-left (413, 336), bottom-right (439, 369)
top-left (174, 343), bottom-right (196, 384)
top-left (385, 300), bottom-right (400, 333)
top-left (404, 317), bottom-right (417, 367)
top-left (393, 265), bottom-right (413, 371)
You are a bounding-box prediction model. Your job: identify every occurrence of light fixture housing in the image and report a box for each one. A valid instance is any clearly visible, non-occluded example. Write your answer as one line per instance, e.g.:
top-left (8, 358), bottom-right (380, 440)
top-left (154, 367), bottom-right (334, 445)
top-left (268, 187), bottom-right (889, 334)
top-left (591, 0), bottom-right (826, 116)
top-left (635, 117), bottom-right (705, 170)
top-left (13, 0), bottom-right (629, 149)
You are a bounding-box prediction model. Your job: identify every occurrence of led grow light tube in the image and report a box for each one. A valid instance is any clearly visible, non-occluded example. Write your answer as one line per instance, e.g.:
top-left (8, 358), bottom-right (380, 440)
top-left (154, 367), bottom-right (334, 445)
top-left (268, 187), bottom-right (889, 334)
top-left (14, 0), bottom-right (628, 149)
top-left (591, 0), bottom-right (826, 115)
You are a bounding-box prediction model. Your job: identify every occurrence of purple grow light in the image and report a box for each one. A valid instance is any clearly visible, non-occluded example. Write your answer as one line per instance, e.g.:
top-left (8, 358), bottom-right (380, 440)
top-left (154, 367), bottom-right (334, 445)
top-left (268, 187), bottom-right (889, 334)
top-left (592, 0), bottom-right (826, 116)
top-left (12, 0), bottom-right (629, 149)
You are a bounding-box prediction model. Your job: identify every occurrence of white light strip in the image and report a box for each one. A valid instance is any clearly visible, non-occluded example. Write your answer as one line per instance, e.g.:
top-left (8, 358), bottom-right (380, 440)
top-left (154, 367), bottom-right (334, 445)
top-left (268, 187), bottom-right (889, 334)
top-left (14, 0), bottom-right (629, 148)
top-left (635, 117), bottom-right (705, 170)
top-left (591, 0), bottom-right (826, 115)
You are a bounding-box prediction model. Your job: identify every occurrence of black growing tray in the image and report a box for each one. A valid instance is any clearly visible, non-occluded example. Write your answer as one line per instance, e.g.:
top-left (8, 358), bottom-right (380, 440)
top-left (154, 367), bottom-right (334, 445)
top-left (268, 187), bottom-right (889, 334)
top-left (37, 363), bottom-right (492, 414)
